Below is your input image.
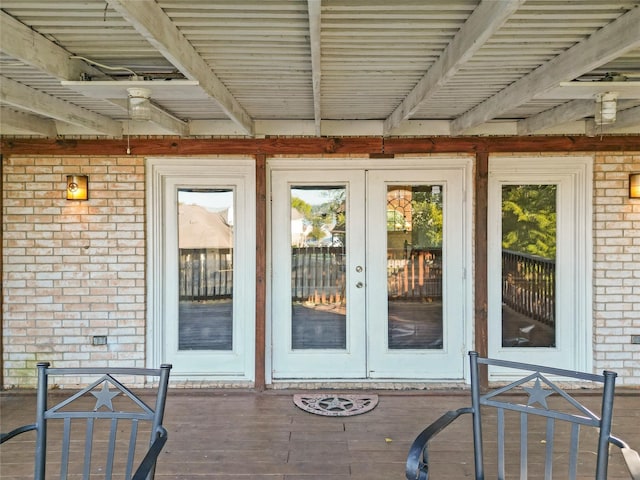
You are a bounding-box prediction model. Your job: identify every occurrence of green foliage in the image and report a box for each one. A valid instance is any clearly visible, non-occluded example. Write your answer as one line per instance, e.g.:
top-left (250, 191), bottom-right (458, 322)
top-left (502, 185), bottom-right (556, 259)
top-left (292, 188), bottom-right (346, 245)
top-left (411, 188), bottom-right (443, 248)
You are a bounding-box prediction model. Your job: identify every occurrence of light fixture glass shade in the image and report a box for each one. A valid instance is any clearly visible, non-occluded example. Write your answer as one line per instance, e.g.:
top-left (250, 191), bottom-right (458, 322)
top-left (127, 87), bottom-right (152, 121)
top-left (595, 91), bottom-right (618, 125)
top-left (630, 173), bottom-right (640, 199)
top-left (67, 175), bottom-right (88, 200)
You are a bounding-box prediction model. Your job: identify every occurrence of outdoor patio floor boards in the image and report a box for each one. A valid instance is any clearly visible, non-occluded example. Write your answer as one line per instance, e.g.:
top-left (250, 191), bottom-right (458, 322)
top-left (1, 389), bottom-right (639, 479)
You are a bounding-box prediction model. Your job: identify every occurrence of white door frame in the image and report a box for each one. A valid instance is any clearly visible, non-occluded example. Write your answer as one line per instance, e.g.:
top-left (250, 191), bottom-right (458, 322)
top-left (146, 157), bottom-right (256, 381)
top-left (267, 157), bottom-right (473, 383)
top-left (487, 155), bottom-right (592, 378)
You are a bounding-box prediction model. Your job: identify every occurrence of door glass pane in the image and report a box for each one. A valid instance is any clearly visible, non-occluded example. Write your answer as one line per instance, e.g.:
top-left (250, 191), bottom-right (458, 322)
top-left (387, 185), bottom-right (443, 349)
top-left (501, 185), bottom-right (556, 347)
top-left (290, 186), bottom-right (346, 349)
top-left (178, 189), bottom-right (234, 350)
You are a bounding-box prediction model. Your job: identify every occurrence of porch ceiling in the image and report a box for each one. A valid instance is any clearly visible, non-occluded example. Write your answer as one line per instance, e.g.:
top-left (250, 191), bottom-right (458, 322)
top-left (0, 0), bottom-right (639, 138)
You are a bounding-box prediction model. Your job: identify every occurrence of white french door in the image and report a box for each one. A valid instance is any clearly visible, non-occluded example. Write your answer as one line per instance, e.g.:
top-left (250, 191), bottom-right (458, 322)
top-left (270, 158), bottom-right (471, 381)
top-left (147, 158), bottom-right (256, 381)
top-left (487, 156), bottom-right (592, 378)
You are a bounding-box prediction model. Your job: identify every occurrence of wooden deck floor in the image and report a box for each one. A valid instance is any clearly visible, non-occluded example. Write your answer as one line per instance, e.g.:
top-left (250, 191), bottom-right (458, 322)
top-left (1, 389), bottom-right (639, 479)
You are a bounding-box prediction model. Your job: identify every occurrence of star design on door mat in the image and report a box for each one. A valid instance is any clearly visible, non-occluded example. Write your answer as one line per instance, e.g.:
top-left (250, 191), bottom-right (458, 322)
top-left (91, 381), bottom-right (120, 411)
top-left (293, 394), bottom-right (379, 417)
top-left (319, 396), bottom-right (354, 412)
top-left (524, 378), bottom-right (554, 409)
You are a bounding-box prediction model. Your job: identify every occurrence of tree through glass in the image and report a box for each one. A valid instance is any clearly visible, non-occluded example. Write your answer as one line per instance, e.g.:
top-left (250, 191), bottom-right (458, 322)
top-left (290, 186), bottom-right (346, 349)
top-left (501, 184), bottom-right (557, 348)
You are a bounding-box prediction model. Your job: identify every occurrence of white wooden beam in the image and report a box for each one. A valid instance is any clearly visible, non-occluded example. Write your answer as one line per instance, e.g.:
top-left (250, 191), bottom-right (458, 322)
top-left (518, 100), bottom-right (593, 135)
top-left (0, 11), bottom-right (105, 81)
top-left (518, 99), bottom-right (638, 134)
top-left (107, 0), bottom-right (254, 136)
top-left (0, 106), bottom-right (57, 137)
top-left (451, 6), bottom-right (640, 135)
top-left (109, 98), bottom-right (189, 136)
top-left (1, 76), bottom-right (122, 137)
top-left (586, 105), bottom-right (640, 135)
top-left (384, 0), bottom-right (524, 134)
top-left (307, 0), bottom-right (322, 136)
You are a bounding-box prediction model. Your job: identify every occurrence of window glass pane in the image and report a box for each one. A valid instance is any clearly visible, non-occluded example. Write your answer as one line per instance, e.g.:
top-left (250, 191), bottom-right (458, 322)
top-left (290, 186), bottom-right (346, 349)
top-left (387, 185), bottom-right (443, 349)
top-left (501, 184), bottom-right (556, 347)
top-left (178, 189), bottom-right (234, 350)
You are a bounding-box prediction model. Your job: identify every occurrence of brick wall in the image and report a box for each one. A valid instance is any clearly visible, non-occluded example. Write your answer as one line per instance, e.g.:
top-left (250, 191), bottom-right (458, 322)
top-left (2, 155), bottom-right (145, 387)
top-left (593, 152), bottom-right (640, 385)
top-left (3, 152), bottom-right (640, 387)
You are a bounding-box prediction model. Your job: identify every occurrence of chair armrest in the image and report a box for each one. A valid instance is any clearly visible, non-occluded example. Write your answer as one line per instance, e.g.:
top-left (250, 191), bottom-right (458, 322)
top-left (621, 447), bottom-right (640, 480)
top-left (609, 436), bottom-right (640, 480)
top-left (0, 424), bottom-right (37, 444)
top-left (406, 407), bottom-right (473, 480)
top-left (132, 426), bottom-right (168, 480)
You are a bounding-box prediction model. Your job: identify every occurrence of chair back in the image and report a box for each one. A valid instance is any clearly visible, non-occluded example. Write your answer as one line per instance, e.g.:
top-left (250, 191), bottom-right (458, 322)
top-left (469, 352), bottom-right (617, 479)
top-left (32, 363), bottom-right (171, 480)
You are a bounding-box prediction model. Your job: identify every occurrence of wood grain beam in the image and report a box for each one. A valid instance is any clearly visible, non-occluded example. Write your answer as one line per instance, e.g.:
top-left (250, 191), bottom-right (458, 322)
top-left (586, 105), bottom-right (640, 135)
top-left (0, 76), bottom-right (122, 137)
top-left (0, 107), bottom-right (57, 137)
top-left (384, 0), bottom-right (524, 134)
top-left (307, 0), bottom-right (322, 136)
top-left (474, 151), bottom-right (489, 388)
top-left (3, 136), bottom-right (639, 156)
top-left (0, 11), bottom-right (105, 81)
top-left (518, 100), bottom-right (594, 135)
top-left (107, 0), bottom-right (254, 136)
top-left (451, 6), bottom-right (640, 134)
top-left (0, 136), bottom-right (383, 156)
top-left (255, 154), bottom-right (267, 391)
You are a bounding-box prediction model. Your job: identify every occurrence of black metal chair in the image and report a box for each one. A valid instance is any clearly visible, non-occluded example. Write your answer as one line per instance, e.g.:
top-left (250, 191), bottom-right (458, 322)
top-left (406, 352), bottom-right (640, 480)
top-left (1, 363), bottom-right (172, 480)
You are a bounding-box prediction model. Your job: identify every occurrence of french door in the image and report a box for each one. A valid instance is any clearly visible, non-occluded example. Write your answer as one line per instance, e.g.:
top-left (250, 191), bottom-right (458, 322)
top-left (147, 158), bottom-right (256, 380)
top-left (270, 159), bottom-right (471, 381)
top-left (487, 156), bottom-right (592, 377)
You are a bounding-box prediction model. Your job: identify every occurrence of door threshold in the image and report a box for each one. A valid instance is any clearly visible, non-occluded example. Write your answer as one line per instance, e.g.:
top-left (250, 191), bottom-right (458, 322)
top-left (269, 379), bottom-right (467, 390)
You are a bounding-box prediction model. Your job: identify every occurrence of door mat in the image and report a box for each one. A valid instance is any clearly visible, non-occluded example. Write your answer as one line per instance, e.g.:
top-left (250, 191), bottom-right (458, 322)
top-left (293, 393), bottom-right (378, 417)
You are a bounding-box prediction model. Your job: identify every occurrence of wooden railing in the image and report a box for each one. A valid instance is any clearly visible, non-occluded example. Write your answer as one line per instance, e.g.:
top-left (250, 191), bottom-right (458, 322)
top-left (291, 246), bottom-right (346, 303)
top-left (179, 248), bottom-right (233, 300)
top-left (179, 247), bottom-right (556, 327)
top-left (387, 248), bottom-right (442, 300)
top-left (502, 249), bottom-right (555, 326)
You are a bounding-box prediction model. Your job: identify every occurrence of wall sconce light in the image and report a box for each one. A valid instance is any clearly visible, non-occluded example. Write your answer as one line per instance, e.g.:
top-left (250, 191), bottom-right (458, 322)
top-left (67, 175), bottom-right (89, 200)
top-left (127, 87), bottom-right (152, 121)
top-left (630, 173), bottom-right (640, 199)
top-left (595, 91), bottom-right (618, 125)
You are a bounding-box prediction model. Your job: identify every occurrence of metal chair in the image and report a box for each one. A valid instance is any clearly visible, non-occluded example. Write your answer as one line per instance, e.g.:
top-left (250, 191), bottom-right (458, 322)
top-left (1, 363), bottom-right (172, 480)
top-left (406, 352), bottom-right (640, 479)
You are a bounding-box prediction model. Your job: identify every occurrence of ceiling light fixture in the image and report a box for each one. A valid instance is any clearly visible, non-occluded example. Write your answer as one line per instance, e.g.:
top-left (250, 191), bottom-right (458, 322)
top-left (594, 91), bottom-right (618, 125)
top-left (127, 87), bottom-right (152, 121)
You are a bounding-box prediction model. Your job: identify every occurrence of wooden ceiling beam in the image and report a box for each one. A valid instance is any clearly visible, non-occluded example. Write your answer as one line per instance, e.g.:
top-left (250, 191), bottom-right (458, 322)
top-left (0, 76), bottom-right (122, 137)
top-left (384, 0), bottom-right (524, 134)
top-left (0, 107), bottom-right (57, 137)
top-left (586, 105), bottom-right (640, 135)
top-left (0, 11), bottom-right (105, 81)
top-left (2, 136), bottom-right (639, 156)
top-left (107, 0), bottom-right (254, 136)
top-left (451, 6), bottom-right (640, 135)
top-left (307, 0), bottom-right (322, 136)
